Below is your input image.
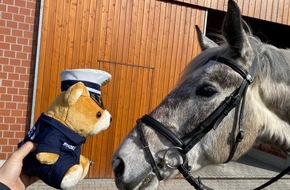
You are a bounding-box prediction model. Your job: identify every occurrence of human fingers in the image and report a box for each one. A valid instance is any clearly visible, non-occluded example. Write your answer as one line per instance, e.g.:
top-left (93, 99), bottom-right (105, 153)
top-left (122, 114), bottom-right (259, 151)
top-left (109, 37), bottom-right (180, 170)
top-left (11, 142), bottom-right (35, 161)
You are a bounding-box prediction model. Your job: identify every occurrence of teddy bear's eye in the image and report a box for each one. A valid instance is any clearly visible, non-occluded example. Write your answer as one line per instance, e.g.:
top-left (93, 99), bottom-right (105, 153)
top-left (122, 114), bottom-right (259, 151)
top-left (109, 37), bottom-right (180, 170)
top-left (97, 111), bottom-right (102, 118)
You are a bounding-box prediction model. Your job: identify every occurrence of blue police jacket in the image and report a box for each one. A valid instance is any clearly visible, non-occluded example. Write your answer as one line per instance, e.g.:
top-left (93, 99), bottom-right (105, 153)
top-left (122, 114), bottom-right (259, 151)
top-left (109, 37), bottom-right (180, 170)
top-left (18, 114), bottom-right (86, 189)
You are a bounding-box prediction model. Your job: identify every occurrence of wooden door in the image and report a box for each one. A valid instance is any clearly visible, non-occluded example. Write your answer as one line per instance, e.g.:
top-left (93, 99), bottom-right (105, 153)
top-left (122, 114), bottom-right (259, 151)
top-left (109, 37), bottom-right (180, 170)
top-left (35, 0), bottom-right (205, 178)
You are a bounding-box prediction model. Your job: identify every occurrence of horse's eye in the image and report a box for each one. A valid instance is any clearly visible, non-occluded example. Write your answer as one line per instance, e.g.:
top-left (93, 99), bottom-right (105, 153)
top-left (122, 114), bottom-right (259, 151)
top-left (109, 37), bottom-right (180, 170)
top-left (97, 111), bottom-right (102, 118)
top-left (196, 84), bottom-right (217, 97)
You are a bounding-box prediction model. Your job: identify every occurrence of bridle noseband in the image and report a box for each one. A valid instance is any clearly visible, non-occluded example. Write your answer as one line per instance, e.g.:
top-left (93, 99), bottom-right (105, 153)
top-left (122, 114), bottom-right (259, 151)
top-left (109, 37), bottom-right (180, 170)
top-left (136, 55), bottom-right (288, 190)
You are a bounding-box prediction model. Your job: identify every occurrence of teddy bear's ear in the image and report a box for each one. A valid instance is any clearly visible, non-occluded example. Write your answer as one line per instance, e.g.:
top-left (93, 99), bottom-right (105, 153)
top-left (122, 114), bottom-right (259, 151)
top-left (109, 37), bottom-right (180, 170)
top-left (64, 82), bottom-right (90, 106)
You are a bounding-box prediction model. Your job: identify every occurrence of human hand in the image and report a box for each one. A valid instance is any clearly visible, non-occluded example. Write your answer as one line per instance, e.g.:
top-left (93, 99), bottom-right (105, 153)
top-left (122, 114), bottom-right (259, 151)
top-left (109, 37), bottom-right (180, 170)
top-left (0, 142), bottom-right (38, 190)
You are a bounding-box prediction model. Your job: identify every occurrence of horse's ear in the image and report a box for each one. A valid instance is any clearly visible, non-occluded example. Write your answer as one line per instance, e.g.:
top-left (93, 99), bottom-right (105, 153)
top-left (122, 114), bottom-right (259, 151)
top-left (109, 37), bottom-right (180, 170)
top-left (195, 25), bottom-right (218, 51)
top-left (222, 0), bottom-right (251, 58)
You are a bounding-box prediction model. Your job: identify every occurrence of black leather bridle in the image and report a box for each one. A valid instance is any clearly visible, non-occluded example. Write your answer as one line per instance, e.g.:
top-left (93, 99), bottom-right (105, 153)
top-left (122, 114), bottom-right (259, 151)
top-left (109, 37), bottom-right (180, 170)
top-left (136, 55), bottom-right (290, 190)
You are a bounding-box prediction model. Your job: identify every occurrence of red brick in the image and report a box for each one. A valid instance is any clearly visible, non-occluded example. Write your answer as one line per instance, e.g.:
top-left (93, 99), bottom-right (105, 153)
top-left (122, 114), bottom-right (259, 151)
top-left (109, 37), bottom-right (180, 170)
top-left (0, 20), bottom-right (5, 27)
top-left (20, 74), bottom-right (29, 81)
top-left (0, 138), bottom-right (8, 145)
top-left (0, 123), bottom-right (9, 130)
top-left (6, 21), bottom-right (18, 28)
top-left (8, 72), bottom-right (19, 80)
top-left (15, 131), bottom-right (25, 138)
top-left (21, 60), bottom-right (30, 67)
top-left (17, 103), bottom-right (28, 110)
top-left (0, 87), bottom-right (7, 93)
top-left (3, 0), bottom-right (15, 6)
top-left (19, 8), bottom-right (30, 15)
top-left (4, 51), bottom-right (15, 58)
top-left (27, 2), bottom-right (36, 9)
top-left (12, 29), bottom-right (23, 37)
top-left (5, 36), bottom-right (17, 43)
top-left (7, 87), bottom-right (18, 94)
top-left (5, 102), bottom-right (16, 109)
top-left (0, 35), bottom-right (4, 41)
top-left (0, 58), bottom-right (9, 64)
top-left (9, 138), bottom-right (21, 146)
top-left (11, 44), bottom-right (22, 51)
top-left (11, 110), bottom-right (23, 117)
top-left (10, 59), bottom-right (21, 66)
top-left (14, 15), bottom-right (25, 23)
top-left (10, 124), bottom-right (22, 131)
top-left (1, 94), bottom-right (12, 101)
top-left (15, 66), bottom-right (26, 74)
top-left (0, 42), bottom-right (11, 50)
top-left (3, 131), bottom-right (14, 138)
top-left (14, 81), bottom-right (25, 88)
top-left (19, 88), bottom-right (28, 95)
top-left (0, 153), bottom-right (7, 160)
top-left (25, 16), bottom-right (35, 24)
top-left (3, 65), bottom-right (15, 72)
top-left (18, 23), bottom-right (29, 30)
top-left (1, 12), bottom-right (13, 20)
top-left (17, 37), bottom-right (29, 45)
top-left (13, 95), bottom-right (24, 102)
top-left (15, 0), bottom-right (26, 7)
top-left (8, 5), bottom-right (19, 14)
top-left (2, 145), bottom-right (14, 152)
top-left (16, 52), bottom-right (27, 59)
top-left (24, 31), bottom-right (33, 38)
top-left (0, 27), bottom-right (11, 35)
top-left (0, 4), bottom-right (7, 12)
top-left (2, 80), bottom-right (13, 87)
top-left (4, 117), bottom-right (16, 124)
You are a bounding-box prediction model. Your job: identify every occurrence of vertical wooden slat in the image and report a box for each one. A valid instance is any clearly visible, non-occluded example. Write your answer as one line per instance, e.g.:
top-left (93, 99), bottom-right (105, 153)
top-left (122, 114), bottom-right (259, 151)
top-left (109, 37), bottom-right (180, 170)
top-left (166, 4), bottom-right (177, 91)
top-left (247, 0), bottom-right (254, 18)
top-left (265, 0), bottom-right (273, 21)
top-left (78, 0), bottom-right (89, 67)
top-left (259, 0), bottom-right (268, 20)
top-left (253, 0), bottom-right (262, 19)
top-left (271, 0), bottom-right (278, 23)
top-left (283, 0), bottom-right (289, 25)
top-left (49, 0), bottom-right (63, 98)
top-left (276, 0), bottom-right (284, 24)
top-left (242, 0), bottom-right (249, 16)
top-left (288, 1), bottom-right (290, 25)
top-left (71, 0), bottom-right (83, 68)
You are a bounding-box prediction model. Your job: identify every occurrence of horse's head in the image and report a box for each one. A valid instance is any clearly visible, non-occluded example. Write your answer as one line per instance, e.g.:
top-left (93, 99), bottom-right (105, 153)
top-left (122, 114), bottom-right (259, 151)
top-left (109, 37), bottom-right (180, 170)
top-left (112, 0), bottom-right (290, 189)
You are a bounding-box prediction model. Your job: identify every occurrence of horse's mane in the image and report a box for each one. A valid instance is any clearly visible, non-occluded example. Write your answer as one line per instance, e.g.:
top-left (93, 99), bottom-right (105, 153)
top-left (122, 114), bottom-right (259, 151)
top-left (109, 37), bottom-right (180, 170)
top-left (179, 33), bottom-right (290, 85)
top-left (250, 36), bottom-right (290, 84)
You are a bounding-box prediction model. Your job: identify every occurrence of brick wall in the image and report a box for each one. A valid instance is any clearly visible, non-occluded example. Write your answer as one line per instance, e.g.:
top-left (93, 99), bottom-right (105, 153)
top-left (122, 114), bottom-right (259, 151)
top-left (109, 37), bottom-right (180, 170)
top-left (0, 0), bottom-right (39, 159)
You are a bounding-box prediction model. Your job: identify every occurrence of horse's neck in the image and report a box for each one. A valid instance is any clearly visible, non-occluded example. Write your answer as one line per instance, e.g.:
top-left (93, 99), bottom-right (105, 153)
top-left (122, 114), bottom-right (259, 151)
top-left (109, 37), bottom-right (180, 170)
top-left (255, 48), bottom-right (290, 151)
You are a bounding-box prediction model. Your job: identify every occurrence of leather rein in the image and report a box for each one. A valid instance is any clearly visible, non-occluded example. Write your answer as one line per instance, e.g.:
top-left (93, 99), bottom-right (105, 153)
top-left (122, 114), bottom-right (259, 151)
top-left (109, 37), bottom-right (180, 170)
top-left (136, 55), bottom-right (290, 190)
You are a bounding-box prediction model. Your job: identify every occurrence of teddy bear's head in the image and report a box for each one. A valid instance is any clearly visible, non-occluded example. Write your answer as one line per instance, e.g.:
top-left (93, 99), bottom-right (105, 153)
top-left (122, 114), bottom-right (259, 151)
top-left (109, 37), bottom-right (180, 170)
top-left (44, 81), bottom-right (111, 137)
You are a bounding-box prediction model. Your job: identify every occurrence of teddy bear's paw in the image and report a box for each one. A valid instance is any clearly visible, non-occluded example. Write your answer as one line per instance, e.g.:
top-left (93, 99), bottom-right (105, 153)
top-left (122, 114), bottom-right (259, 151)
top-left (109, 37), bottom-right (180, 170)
top-left (80, 155), bottom-right (90, 179)
top-left (36, 152), bottom-right (59, 164)
top-left (60, 164), bottom-right (83, 189)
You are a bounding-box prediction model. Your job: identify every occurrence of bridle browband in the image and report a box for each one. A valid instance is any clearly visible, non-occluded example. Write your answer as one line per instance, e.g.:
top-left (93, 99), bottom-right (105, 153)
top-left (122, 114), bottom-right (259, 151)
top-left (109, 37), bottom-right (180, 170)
top-left (136, 55), bottom-right (290, 190)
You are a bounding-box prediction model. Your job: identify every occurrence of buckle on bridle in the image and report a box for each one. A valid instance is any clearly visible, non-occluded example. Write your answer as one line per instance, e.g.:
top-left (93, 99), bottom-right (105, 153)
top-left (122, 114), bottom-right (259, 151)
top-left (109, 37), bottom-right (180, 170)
top-left (158, 147), bottom-right (188, 169)
top-left (236, 130), bottom-right (244, 142)
top-left (246, 74), bottom-right (253, 84)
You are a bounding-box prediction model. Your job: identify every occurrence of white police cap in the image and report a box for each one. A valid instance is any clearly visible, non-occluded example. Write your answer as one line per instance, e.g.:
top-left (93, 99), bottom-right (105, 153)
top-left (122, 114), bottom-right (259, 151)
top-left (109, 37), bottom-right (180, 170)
top-left (61, 69), bottom-right (111, 95)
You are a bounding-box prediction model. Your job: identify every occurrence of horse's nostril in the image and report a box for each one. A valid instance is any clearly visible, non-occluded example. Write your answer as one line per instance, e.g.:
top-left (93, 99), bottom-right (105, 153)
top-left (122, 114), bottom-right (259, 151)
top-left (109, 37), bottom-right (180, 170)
top-left (112, 157), bottom-right (125, 178)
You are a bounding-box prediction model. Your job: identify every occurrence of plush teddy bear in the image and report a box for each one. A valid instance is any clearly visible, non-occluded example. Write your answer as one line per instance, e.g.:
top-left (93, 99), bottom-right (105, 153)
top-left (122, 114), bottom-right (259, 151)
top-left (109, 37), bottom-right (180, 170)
top-left (18, 69), bottom-right (112, 189)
